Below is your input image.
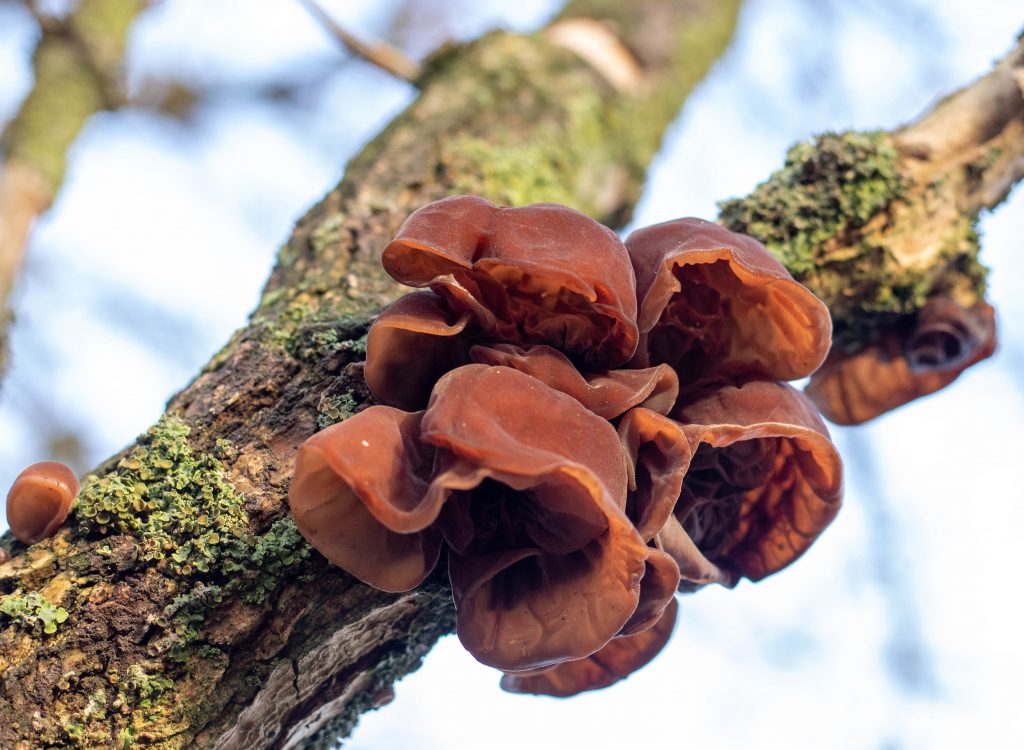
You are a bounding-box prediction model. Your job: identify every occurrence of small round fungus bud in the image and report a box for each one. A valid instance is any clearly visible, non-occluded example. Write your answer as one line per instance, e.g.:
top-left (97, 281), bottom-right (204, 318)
top-left (6, 461), bottom-right (80, 545)
top-left (0, 547), bottom-right (9, 564)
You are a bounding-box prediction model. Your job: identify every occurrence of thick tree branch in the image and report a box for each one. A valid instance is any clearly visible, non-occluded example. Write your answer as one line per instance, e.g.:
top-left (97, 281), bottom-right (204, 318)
top-left (3, 5), bottom-right (1022, 749)
top-left (720, 35), bottom-right (1024, 350)
top-left (0, 1), bottom-right (742, 748)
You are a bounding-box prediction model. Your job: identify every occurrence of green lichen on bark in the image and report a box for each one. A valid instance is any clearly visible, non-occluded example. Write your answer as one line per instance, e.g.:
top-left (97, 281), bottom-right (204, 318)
top-left (0, 417), bottom-right (319, 747)
top-left (718, 130), bottom-right (989, 348)
top-left (77, 417), bottom-right (312, 611)
top-left (285, 317), bottom-right (370, 367)
top-left (77, 417), bottom-right (251, 577)
top-left (317, 392), bottom-right (358, 429)
top-left (719, 131), bottom-right (905, 275)
top-left (0, 590), bottom-right (69, 634)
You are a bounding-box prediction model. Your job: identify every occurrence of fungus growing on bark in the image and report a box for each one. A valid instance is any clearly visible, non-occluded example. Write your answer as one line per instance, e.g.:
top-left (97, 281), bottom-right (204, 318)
top-left (807, 299), bottom-right (996, 425)
top-left (468, 344), bottom-right (679, 419)
top-left (290, 365), bottom-right (655, 670)
top-left (616, 406), bottom-right (732, 588)
top-left (364, 291), bottom-right (474, 411)
top-left (292, 198), bottom-right (848, 697)
top-left (365, 196), bottom-right (641, 409)
top-left (669, 381), bottom-right (843, 585)
top-left (500, 597), bottom-right (678, 697)
top-left (288, 407), bottom-right (442, 593)
top-left (625, 218), bottom-right (831, 382)
top-left (5, 461), bottom-right (80, 545)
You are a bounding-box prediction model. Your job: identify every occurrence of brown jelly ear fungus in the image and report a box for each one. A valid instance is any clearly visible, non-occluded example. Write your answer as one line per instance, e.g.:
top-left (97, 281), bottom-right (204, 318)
top-left (807, 298), bottom-right (996, 425)
top-left (468, 343), bottom-right (679, 420)
top-left (501, 597), bottom-right (678, 697)
top-left (625, 218), bottom-right (831, 382)
top-left (290, 365), bottom-right (654, 672)
top-left (293, 199), bottom-right (850, 696)
top-left (6, 461), bottom-right (80, 545)
top-left (665, 380), bottom-right (843, 586)
top-left (380, 195), bottom-right (640, 370)
top-left (364, 291), bottom-right (476, 411)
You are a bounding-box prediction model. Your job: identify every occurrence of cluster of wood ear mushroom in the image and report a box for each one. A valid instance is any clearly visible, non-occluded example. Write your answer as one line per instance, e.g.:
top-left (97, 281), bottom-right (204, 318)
top-left (0, 195), bottom-right (992, 708)
top-left (0, 195), bottom-right (992, 698)
top-left (288, 196), bottom-right (846, 697)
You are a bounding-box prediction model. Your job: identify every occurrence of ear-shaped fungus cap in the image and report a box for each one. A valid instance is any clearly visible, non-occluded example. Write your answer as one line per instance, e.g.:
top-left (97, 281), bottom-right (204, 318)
top-left (500, 598), bottom-right (678, 697)
top-left (382, 195), bottom-right (640, 369)
top-left (672, 381), bottom-right (843, 583)
top-left (289, 408), bottom-right (443, 592)
top-left (422, 365), bottom-right (649, 671)
top-left (469, 344), bottom-right (679, 419)
top-left (625, 218), bottom-right (831, 381)
top-left (807, 300), bottom-right (996, 425)
top-left (365, 291), bottom-right (476, 410)
top-left (6, 461), bottom-right (79, 545)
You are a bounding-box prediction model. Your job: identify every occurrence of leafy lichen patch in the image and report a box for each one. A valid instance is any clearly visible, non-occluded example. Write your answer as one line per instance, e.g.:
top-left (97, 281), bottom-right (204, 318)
top-left (74, 416), bottom-right (311, 664)
top-left (316, 392), bottom-right (358, 429)
top-left (718, 130), bottom-right (989, 349)
top-left (286, 318), bottom-right (370, 368)
top-left (0, 590), bottom-right (69, 634)
top-left (76, 417), bottom-right (250, 577)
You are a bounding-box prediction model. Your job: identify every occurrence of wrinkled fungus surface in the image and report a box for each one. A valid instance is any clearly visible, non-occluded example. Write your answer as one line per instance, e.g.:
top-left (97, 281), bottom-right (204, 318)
top-left (807, 299), bottom-right (996, 425)
top-left (366, 196), bottom-right (641, 410)
top-left (626, 218), bottom-right (832, 381)
top-left (290, 197), bottom-right (848, 697)
top-left (673, 381), bottom-right (843, 584)
top-left (501, 598), bottom-right (679, 698)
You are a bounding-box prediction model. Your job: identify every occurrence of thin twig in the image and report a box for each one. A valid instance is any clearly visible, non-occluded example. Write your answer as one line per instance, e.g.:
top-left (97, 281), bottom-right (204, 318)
top-left (297, 0), bottom-right (421, 83)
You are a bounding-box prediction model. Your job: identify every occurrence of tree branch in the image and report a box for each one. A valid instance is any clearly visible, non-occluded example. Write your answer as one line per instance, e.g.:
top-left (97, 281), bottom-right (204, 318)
top-left (720, 35), bottom-right (1024, 350)
top-left (0, 1), bottom-right (743, 748)
top-left (0, 0), bottom-right (146, 376)
top-left (297, 0), bottom-right (421, 83)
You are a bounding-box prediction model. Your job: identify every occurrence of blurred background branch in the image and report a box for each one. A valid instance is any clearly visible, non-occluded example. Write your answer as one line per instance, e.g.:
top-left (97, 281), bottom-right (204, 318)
top-left (297, 0), bottom-right (421, 82)
top-left (0, 0), bottom-right (146, 377)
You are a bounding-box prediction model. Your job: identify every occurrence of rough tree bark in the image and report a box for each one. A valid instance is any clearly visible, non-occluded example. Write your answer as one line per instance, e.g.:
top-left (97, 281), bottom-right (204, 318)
top-left (0, 3), bottom-right (1020, 749)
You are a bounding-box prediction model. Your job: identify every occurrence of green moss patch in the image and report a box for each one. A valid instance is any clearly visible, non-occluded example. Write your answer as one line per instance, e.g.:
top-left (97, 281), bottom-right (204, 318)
top-left (719, 130), bottom-right (905, 277)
